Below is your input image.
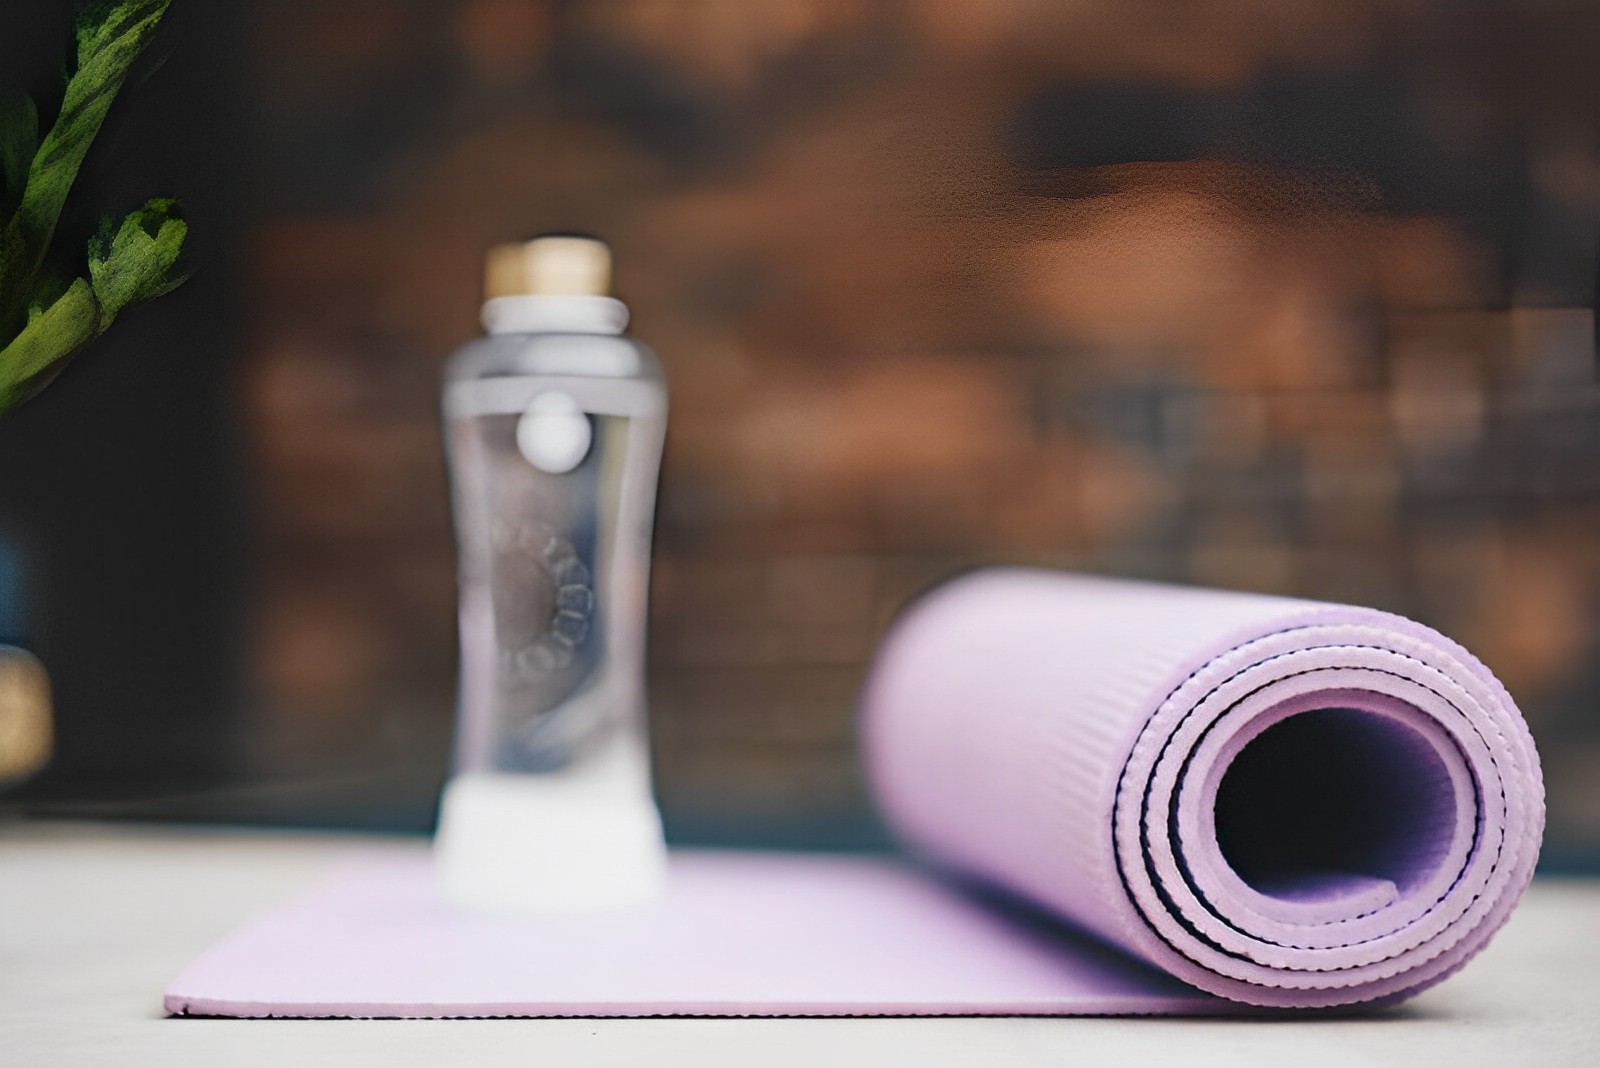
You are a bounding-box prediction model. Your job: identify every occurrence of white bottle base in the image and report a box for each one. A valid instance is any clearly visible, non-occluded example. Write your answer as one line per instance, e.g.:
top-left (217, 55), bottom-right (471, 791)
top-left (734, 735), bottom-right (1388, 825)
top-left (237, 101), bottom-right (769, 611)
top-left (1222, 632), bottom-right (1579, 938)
top-left (435, 770), bottom-right (668, 914)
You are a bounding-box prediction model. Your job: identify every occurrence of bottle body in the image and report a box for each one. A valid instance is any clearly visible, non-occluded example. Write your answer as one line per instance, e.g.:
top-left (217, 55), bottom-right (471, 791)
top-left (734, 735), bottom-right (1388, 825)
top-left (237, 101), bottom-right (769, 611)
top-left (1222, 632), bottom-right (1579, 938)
top-left (436, 302), bottom-right (668, 911)
top-left (445, 330), bottom-right (665, 775)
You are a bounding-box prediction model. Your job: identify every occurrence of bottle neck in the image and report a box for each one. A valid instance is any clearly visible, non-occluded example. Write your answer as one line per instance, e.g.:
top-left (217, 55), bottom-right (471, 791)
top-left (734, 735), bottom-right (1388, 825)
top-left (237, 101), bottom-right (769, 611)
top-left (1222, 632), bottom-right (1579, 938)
top-left (481, 294), bottom-right (629, 336)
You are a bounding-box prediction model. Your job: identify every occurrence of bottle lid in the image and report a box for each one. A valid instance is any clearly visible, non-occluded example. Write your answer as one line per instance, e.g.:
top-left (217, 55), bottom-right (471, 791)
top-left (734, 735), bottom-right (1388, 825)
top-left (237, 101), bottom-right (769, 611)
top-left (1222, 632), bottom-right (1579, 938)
top-left (485, 234), bottom-right (612, 299)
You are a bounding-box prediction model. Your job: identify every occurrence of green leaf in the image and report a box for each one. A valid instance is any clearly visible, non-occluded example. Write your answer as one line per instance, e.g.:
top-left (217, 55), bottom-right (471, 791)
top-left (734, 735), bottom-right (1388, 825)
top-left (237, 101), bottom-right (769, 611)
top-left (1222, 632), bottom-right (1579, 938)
top-left (0, 1), bottom-right (186, 418)
top-left (0, 91), bottom-right (38, 217)
top-left (0, 94), bottom-right (40, 326)
top-left (0, 277), bottom-right (101, 413)
top-left (75, 0), bottom-right (168, 72)
top-left (2, 0), bottom-right (170, 328)
top-left (88, 196), bottom-right (188, 324)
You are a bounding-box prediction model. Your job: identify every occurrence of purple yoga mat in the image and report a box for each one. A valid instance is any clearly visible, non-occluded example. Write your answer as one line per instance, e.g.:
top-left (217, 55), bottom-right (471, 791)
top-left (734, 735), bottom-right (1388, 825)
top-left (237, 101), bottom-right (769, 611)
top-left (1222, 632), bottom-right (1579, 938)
top-left (862, 569), bottom-right (1545, 1009)
top-left (166, 570), bottom-right (1542, 1017)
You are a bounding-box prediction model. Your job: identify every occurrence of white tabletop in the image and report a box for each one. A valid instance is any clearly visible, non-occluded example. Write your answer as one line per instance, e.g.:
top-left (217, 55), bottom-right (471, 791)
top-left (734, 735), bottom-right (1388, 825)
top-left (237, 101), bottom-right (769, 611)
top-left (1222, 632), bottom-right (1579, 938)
top-left (3, 820), bottom-right (1596, 1067)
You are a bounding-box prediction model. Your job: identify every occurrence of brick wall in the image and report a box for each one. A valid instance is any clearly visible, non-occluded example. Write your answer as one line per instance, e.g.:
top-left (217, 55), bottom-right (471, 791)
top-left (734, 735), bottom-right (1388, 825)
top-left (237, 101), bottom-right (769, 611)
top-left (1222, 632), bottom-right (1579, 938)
top-left (240, 1), bottom-right (1600, 854)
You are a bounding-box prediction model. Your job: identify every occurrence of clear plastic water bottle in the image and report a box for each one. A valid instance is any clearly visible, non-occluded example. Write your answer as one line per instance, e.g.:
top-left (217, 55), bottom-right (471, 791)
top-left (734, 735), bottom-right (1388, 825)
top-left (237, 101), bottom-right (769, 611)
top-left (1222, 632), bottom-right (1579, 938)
top-left (434, 235), bottom-right (668, 911)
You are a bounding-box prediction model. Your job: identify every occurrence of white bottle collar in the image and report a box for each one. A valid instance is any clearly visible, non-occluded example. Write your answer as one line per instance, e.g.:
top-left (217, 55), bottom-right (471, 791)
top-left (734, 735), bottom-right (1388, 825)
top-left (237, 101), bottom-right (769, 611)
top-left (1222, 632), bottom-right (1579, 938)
top-left (481, 294), bottom-right (629, 336)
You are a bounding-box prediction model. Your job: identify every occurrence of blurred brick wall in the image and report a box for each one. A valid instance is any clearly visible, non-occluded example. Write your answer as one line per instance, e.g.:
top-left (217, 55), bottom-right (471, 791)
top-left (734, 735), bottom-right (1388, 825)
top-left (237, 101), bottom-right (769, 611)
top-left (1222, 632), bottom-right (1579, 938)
top-left (240, 1), bottom-right (1600, 853)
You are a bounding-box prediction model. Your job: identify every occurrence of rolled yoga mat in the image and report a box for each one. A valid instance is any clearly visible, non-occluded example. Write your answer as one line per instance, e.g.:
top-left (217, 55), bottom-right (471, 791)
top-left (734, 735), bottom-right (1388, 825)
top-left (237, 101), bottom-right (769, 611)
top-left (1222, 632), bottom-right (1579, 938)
top-left (861, 568), bottom-right (1545, 1009)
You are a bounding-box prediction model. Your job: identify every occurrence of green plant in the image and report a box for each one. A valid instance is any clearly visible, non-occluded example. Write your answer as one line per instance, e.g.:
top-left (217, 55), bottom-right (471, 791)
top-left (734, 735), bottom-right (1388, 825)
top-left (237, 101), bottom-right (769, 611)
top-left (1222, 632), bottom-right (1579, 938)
top-left (0, 0), bottom-right (187, 414)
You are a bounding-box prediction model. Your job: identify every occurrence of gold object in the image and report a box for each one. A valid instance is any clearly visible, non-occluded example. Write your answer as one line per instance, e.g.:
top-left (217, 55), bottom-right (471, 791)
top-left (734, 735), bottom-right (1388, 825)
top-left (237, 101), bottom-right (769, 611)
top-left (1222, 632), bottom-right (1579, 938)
top-left (485, 235), bottom-right (612, 299)
top-left (0, 646), bottom-right (51, 784)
